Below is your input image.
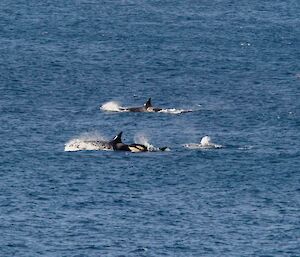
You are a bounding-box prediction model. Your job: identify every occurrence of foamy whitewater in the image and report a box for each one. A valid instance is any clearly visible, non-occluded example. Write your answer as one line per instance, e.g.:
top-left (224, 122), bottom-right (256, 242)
top-left (64, 132), bottom-right (111, 152)
top-left (184, 136), bottom-right (223, 149)
top-left (100, 101), bottom-right (192, 114)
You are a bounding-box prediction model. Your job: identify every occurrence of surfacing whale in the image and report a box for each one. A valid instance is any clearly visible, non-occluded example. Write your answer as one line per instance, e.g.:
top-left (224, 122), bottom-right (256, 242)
top-left (64, 132), bottom-right (168, 152)
top-left (111, 132), bottom-right (168, 152)
top-left (101, 98), bottom-right (193, 114)
top-left (120, 98), bottom-right (163, 113)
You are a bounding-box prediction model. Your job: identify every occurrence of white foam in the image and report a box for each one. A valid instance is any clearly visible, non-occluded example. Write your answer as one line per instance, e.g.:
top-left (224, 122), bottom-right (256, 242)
top-left (100, 101), bottom-right (122, 112)
top-left (184, 136), bottom-right (222, 149)
top-left (64, 132), bottom-right (111, 152)
top-left (158, 108), bottom-right (193, 114)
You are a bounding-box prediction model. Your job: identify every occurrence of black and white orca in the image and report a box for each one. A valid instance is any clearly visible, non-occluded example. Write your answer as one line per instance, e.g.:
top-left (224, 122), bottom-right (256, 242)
top-left (110, 132), bottom-right (167, 152)
top-left (120, 98), bottom-right (162, 113)
top-left (82, 140), bottom-right (113, 150)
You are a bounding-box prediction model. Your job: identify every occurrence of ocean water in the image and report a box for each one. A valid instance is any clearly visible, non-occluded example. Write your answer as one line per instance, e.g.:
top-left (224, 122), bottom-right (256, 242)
top-left (1, 0), bottom-right (300, 256)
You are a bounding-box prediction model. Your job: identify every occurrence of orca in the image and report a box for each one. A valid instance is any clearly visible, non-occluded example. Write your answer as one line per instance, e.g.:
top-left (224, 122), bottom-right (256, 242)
top-left (110, 132), bottom-right (167, 152)
top-left (83, 140), bottom-right (113, 150)
top-left (120, 98), bottom-right (162, 113)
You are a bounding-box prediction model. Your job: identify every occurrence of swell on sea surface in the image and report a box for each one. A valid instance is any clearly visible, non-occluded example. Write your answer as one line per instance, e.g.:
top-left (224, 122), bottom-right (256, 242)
top-left (100, 101), bottom-right (193, 114)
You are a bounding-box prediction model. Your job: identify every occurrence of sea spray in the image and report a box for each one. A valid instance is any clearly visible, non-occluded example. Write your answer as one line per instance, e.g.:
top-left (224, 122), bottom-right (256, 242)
top-left (64, 132), bottom-right (111, 151)
top-left (184, 136), bottom-right (222, 149)
top-left (100, 101), bottom-right (122, 112)
top-left (134, 133), bottom-right (160, 151)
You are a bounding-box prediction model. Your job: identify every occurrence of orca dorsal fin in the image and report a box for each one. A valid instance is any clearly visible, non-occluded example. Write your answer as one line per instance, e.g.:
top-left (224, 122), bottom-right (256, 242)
top-left (112, 131), bottom-right (123, 143)
top-left (144, 98), bottom-right (152, 109)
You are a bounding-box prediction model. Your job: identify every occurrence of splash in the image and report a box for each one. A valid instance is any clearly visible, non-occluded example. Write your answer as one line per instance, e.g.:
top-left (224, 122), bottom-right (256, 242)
top-left (134, 134), bottom-right (156, 151)
top-left (100, 101), bottom-right (122, 112)
top-left (134, 133), bottom-right (169, 152)
top-left (64, 132), bottom-right (112, 152)
top-left (184, 136), bottom-right (223, 149)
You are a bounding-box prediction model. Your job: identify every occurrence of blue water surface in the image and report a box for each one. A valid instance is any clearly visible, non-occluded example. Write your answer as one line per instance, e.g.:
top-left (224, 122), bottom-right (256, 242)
top-left (1, 0), bottom-right (299, 256)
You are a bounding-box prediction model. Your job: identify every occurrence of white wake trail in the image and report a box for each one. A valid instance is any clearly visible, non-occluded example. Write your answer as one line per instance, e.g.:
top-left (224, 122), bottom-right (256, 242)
top-left (158, 108), bottom-right (193, 114)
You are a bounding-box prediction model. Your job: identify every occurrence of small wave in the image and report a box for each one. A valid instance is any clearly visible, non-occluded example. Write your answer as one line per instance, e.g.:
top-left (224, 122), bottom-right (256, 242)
top-left (64, 132), bottom-right (112, 152)
top-left (184, 136), bottom-right (223, 149)
top-left (100, 101), bottom-right (123, 112)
